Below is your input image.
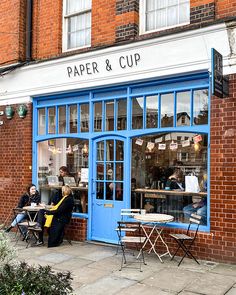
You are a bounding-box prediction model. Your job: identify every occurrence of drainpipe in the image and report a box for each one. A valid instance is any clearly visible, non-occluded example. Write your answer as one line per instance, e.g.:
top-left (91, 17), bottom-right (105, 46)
top-left (26, 0), bottom-right (33, 62)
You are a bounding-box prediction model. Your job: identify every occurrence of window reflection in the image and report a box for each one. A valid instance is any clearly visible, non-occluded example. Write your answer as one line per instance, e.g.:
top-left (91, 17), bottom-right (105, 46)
top-left (80, 103), bottom-right (89, 132)
top-left (48, 107), bottom-right (56, 134)
top-left (117, 99), bottom-right (127, 130)
top-left (176, 91), bottom-right (190, 126)
top-left (94, 102), bottom-right (102, 132)
top-left (105, 101), bottom-right (114, 131)
top-left (194, 89), bottom-right (208, 125)
top-left (58, 106), bottom-right (66, 134)
top-left (161, 93), bottom-right (174, 127)
top-left (69, 105), bottom-right (77, 133)
top-left (146, 95), bottom-right (158, 128)
top-left (132, 97), bottom-right (144, 129)
top-left (38, 108), bottom-right (45, 135)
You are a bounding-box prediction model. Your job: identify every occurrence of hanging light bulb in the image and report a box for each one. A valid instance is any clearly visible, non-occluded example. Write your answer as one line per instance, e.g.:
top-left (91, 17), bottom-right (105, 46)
top-left (194, 142), bottom-right (200, 152)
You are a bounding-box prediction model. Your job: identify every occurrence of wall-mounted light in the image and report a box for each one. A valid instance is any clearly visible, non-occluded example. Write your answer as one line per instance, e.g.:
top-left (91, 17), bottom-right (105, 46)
top-left (5, 105), bottom-right (14, 119)
top-left (17, 104), bottom-right (28, 118)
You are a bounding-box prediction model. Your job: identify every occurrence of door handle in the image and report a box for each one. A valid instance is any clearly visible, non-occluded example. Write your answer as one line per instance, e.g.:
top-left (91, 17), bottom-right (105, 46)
top-left (96, 203), bottom-right (103, 206)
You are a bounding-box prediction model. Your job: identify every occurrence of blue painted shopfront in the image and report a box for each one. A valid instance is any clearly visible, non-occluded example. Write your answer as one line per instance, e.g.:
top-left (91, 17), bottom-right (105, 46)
top-left (32, 72), bottom-right (210, 243)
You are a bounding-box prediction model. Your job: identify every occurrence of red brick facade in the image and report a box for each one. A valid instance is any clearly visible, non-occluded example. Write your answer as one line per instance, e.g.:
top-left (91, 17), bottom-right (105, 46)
top-left (0, 0), bottom-right (235, 261)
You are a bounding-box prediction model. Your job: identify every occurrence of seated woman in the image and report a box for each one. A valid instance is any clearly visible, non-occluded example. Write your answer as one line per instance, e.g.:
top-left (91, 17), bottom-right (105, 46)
top-left (36, 185), bottom-right (74, 247)
top-left (5, 183), bottom-right (41, 235)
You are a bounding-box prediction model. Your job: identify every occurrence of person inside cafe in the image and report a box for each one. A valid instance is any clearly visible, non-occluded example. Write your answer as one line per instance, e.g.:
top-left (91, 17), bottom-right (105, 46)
top-left (183, 171), bottom-right (207, 224)
top-left (35, 185), bottom-right (74, 247)
top-left (165, 168), bottom-right (185, 219)
top-left (50, 166), bottom-right (74, 205)
top-left (5, 183), bottom-right (41, 236)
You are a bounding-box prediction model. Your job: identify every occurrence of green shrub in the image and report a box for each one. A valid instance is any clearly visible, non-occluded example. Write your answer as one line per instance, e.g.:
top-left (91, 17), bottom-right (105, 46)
top-left (0, 230), bottom-right (17, 267)
top-left (0, 262), bottom-right (73, 295)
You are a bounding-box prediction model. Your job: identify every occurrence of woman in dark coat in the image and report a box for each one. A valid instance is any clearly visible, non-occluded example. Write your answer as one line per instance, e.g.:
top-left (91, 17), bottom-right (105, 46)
top-left (5, 183), bottom-right (41, 233)
top-left (37, 185), bottom-right (74, 247)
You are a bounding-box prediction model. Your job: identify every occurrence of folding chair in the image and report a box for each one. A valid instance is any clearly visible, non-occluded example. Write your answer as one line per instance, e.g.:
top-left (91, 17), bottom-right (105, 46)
top-left (115, 209), bottom-right (143, 254)
top-left (169, 213), bottom-right (202, 266)
top-left (117, 221), bottom-right (147, 272)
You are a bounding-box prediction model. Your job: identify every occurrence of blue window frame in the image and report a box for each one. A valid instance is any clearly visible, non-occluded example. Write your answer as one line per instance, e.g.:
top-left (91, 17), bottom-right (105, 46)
top-left (33, 72), bottom-right (210, 231)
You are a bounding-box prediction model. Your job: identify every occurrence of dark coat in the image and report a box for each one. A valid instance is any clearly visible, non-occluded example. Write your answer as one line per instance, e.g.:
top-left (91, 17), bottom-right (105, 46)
top-left (46, 194), bottom-right (74, 247)
top-left (17, 191), bottom-right (41, 208)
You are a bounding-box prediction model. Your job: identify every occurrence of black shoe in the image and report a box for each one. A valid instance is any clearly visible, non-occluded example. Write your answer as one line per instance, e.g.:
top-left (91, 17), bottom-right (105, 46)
top-left (5, 226), bottom-right (13, 233)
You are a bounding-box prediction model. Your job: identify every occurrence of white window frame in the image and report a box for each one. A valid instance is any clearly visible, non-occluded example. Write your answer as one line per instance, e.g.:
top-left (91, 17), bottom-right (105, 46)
top-left (139, 0), bottom-right (190, 35)
top-left (62, 0), bottom-right (92, 52)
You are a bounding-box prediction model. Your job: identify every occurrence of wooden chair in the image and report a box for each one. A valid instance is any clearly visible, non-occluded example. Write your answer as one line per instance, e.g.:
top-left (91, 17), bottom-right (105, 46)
top-left (117, 221), bottom-right (147, 272)
top-left (169, 213), bottom-right (202, 266)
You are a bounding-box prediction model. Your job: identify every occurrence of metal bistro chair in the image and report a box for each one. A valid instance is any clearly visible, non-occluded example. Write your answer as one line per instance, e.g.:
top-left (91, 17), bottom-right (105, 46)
top-left (117, 221), bottom-right (147, 272)
top-left (169, 213), bottom-right (202, 266)
top-left (115, 209), bottom-right (143, 254)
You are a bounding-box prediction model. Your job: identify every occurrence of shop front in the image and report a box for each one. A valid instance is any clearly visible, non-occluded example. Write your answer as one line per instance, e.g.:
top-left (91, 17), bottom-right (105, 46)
top-left (33, 71), bottom-right (210, 243)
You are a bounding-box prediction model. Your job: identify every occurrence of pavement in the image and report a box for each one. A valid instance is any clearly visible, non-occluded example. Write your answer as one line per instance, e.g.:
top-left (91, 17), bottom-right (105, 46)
top-left (10, 236), bottom-right (236, 295)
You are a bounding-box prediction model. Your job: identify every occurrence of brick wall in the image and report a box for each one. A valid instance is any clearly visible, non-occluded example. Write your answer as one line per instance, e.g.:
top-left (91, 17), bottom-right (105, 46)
top-left (0, 0), bottom-right (26, 65)
top-left (0, 103), bottom-right (33, 226)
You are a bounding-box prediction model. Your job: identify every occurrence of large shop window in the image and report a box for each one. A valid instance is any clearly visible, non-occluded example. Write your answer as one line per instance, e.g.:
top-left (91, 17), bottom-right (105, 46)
top-left (37, 138), bottom-right (89, 214)
top-left (131, 132), bottom-right (208, 225)
top-left (140, 0), bottom-right (190, 34)
top-left (63, 0), bottom-right (91, 51)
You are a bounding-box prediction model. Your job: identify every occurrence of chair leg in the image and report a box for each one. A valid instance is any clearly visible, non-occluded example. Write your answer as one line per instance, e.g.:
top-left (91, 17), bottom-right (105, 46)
top-left (178, 241), bottom-right (200, 266)
top-left (119, 242), bottom-right (127, 271)
top-left (171, 243), bottom-right (181, 260)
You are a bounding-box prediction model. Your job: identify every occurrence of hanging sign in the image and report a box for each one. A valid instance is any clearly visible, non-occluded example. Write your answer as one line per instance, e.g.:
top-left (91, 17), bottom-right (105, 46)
top-left (158, 143), bottom-right (166, 150)
top-left (135, 138), bottom-right (143, 146)
top-left (182, 139), bottom-right (190, 147)
top-left (169, 141), bottom-right (178, 151)
top-left (147, 142), bottom-right (155, 151)
top-left (193, 135), bottom-right (202, 144)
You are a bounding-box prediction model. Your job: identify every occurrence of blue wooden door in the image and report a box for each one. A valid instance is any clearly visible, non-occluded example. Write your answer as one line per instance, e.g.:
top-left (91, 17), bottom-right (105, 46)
top-left (91, 137), bottom-right (126, 243)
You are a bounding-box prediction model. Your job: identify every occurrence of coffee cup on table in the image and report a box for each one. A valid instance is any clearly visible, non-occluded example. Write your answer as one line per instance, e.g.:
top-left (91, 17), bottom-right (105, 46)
top-left (31, 202), bottom-right (36, 207)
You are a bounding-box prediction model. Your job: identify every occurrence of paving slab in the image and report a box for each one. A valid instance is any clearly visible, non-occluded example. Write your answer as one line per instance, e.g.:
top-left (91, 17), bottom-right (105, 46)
top-left (74, 275), bottom-right (136, 295)
top-left (184, 272), bottom-right (236, 295)
top-left (142, 268), bottom-right (202, 293)
top-left (209, 263), bottom-right (236, 277)
top-left (71, 265), bottom-right (111, 285)
top-left (117, 282), bottom-right (177, 295)
top-left (225, 286), bottom-right (236, 295)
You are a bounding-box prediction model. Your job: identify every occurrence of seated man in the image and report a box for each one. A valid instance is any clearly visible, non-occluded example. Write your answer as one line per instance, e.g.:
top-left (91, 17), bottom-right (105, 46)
top-left (36, 185), bottom-right (74, 247)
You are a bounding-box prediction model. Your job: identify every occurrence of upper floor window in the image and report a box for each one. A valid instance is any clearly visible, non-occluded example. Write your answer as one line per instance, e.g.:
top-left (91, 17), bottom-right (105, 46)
top-left (63, 0), bottom-right (91, 51)
top-left (140, 0), bottom-right (190, 34)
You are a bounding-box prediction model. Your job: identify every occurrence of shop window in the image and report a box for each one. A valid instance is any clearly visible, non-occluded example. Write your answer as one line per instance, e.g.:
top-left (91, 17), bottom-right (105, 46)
top-left (177, 91), bottom-right (190, 126)
top-left (38, 108), bottom-right (45, 135)
top-left (105, 101), bottom-right (114, 131)
top-left (140, 0), bottom-right (190, 34)
top-left (146, 95), bottom-right (158, 128)
top-left (63, 0), bottom-right (91, 51)
top-left (131, 132), bottom-right (208, 226)
top-left (161, 93), bottom-right (174, 127)
top-left (117, 99), bottom-right (127, 130)
top-left (69, 105), bottom-right (77, 133)
top-left (80, 103), bottom-right (89, 132)
top-left (132, 97), bottom-right (144, 129)
top-left (58, 106), bottom-right (66, 134)
top-left (37, 138), bottom-right (89, 214)
top-left (48, 107), bottom-right (56, 134)
top-left (193, 89), bottom-right (208, 125)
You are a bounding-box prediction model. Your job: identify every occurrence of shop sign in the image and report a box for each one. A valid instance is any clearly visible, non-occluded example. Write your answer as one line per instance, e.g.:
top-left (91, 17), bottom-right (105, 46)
top-left (66, 53), bottom-right (141, 78)
top-left (211, 48), bottom-right (229, 98)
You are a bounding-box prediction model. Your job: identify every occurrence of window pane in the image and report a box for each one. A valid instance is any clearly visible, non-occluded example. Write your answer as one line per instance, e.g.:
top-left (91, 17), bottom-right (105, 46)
top-left (66, 0), bottom-right (91, 14)
top-left (161, 93), bottom-right (174, 127)
top-left (37, 138), bottom-right (89, 213)
top-left (96, 182), bottom-right (104, 200)
top-left (146, 95), bottom-right (158, 128)
top-left (105, 101), bottom-right (114, 131)
top-left (176, 91), bottom-right (190, 126)
top-left (131, 132), bottom-right (208, 225)
top-left (106, 163), bottom-right (114, 180)
top-left (94, 102), bottom-right (102, 132)
top-left (106, 140), bottom-right (114, 161)
top-left (97, 141), bottom-right (104, 161)
top-left (96, 163), bottom-right (104, 180)
top-left (58, 106), bottom-right (66, 134)
top-left (69, 105), bottom-right (77, 133)
top-left (116, 140), bottom-right (124, 161)
top-left (80, 103), bottom-right (89, 132)
top-left (116, 163), bottom-right (123, 181)
top-left (48, 107), bottom-right (56, 134)
top-left (117, 99), bottom-right (127, 130)
top-left (194, 90), bottom-right (208, 125)
top-left (38, 108), bottom-right (45, 135)
top-left (132, 97), bottom-right (144, 129)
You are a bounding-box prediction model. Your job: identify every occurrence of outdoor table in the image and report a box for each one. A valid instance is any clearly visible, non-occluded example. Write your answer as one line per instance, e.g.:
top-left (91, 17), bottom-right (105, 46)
top-left (23, 204), bottom-right (52, 222)
top-left (134, 213), bottom-right (174, 263)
